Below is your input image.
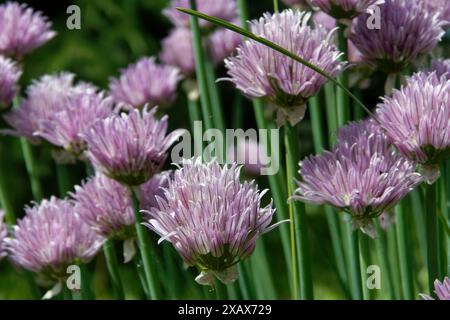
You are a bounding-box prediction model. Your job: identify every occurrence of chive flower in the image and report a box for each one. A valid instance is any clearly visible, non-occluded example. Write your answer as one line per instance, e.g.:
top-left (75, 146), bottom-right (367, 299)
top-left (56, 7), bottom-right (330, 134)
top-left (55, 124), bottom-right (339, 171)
top-left (309, 0), bottom-right (384, 19)
top-left (293, 120), bottom-right (422, 237)
top-left (0, 55), bottom-right (21, 109)
top-left (160, 28), bottom-right (196, 77)
top-left (376, 72), bottom-right (450, 183)
top-left (83, 108), bottom-right (184, 186)
top-left (420, 277), bottom-right (450, 300)
top-left (224, 9), bottom-right (345, 127)
top-left (0, 2), bottom-right (56, 58)
top-left (143, 159), bottom-right (281, 286)
top-left (109, 57), bottom-right (182, 109)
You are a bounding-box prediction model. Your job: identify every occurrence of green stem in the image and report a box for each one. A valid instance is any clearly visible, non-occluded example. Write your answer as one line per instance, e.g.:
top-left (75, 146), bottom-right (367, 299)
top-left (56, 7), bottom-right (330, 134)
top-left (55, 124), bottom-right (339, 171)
top-left (395, 203), bottom-right (415, 299)
top-left (387, 226), bottom-right (402, 299)
top-left (250, 239), bottom-right (277, 299)
top-left (374, 222), bottom-right (395, 299)
top-left (237, 264), bottom-right (251, 299)
top-left (56, 164), bottom-right (72, 197)
top-left (237, 0), bottom-right (293, 296)
top-left (309, 96), bottom-right (348, 296)
top-left (20, 139), bottom-right (43, 201)
top-left (273, 0), bottom-right (279, 12)
top-left (0, 170), bottom-right (15, 224)
top-left (205, 58), bottom-right (226, 133)
top-left (103, 240), bottom-right (125, 300)
top-left (130, 187), bottom-right (161, 299)
top-left (336, 24), bottom-right (349, 127)
top-left (345, 222), bottom-right (363, 300)
top-left (285, 124), bottom-right (313, 300)
top-left (425, 183), bottom-right (439, 294)
top-left (189, 0), bottom-right (213, 131)
top-left (359, 234), bottom-right (371, 300)
top-left (324, 83), bottom-right (337, 146)
top-left (80, 264), bottom-right (94, 300)
top-left (23, 270), bottom-right (41, 299)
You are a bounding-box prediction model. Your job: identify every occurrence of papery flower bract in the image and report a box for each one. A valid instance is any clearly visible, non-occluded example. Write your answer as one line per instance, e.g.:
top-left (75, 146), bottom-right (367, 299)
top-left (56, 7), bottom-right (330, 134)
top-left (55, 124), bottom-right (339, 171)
top-left (0, 55), bottom-right (21, 109)
top-left (163, 0), bottom-right (237, 28)
top-left (351, 0), bottom-right (445, 73)
top-left (224, 9), bottom-right (345, 127)
top-left (36, 91), bottom-right (115, 159)
top-left (144, 159), bottom-right (279, 286)
top-left (0, 2), bottom-right (56, 58)
top-left (293, 120), bottom-right (422, 237)
top-left (2, 72), bottom-right (96, 144)
top-left (138, 171), bottom-right (172, 211)
top-left (429, 59), bottom-right (450, 79)
top-left (160, 28), bottom-right (196, 77)
top-left (83, 108), bottom-right (184, 186)
top-left (420, 277), bottom-right (450, 300)
top-left (376, 72), bottom-right (450, 183)
top-left (109, 57), bottom-right (181, 109)
top-left (209, 21), bottom-right (243, 66)
top-left (72, 173), bottom-right (135, 240)
top-left (309, 0), bottom-right (384, 19)
top-left (0, 210), bottom-right (7, 260)
top-left (6, 197), bottom-right (103, 279)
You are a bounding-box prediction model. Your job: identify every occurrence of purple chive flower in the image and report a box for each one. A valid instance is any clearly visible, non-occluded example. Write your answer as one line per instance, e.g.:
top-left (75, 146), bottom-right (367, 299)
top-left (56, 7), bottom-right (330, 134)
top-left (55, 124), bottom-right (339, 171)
top-left (36, 91), bottom-right (115, 160)
top-left (420, 277), bottom-right (450, 300)
top-left (2, 72), bottom-right (96, 144)
top-left (351, 0), bottom-right (446, 73)
top-left (0, 55), bottom-right (21, 109)
top-left (209, 21), bottom-right (243, 66)
top-left (309, 0), bottom-right (384, 19)
top-left (160, 28), bottom-right (196, 77)
top-left (429, 59), bottom-right (450, 79)
top-left (163, 0), bottom-right (237, 28)
top-left (0, 2), bottom-right (56, 58)
top-left (83, 108), bottom-right (184, 186)
top-left (376, 72), bottom-right (450, 183)
top-left (293, 120), bottom-right (422, 237)
top-left (72, 173), bottom-right (135, 240)
top-left (6, 197), bottom-right (103, 279)
top-left (0, 210), bottom-right (7, 260)
top-left (109, 57), bottom-right (182, 109)
top-left (138, 171), bottom-right (172, 211)
top-left (424, 0), bottom-right (450, 25)
top-left (224, 9), bottom-right (345, 127)
top-left (143, 159), bottom-right (280, 286)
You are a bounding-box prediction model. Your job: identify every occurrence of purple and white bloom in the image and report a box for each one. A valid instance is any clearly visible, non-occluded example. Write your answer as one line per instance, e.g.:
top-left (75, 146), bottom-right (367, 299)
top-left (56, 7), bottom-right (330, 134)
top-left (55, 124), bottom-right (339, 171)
top-left (209, 21), bottom-right (243, 66)
top-left (429, 59), bottom-right (450, 79)
top-left (72, 173), bottom-right (135, 240)
top-left (424, 0), bottom-right (450, 26)
top-left (0, 210), bottom-right (7, 260)
top-left (2, 72), bottom-right (96, 144)
top-left (144, 159), bottom-right (281, 286)
top-left (109, 57), bottom-right (181, 109)
top-left (36, 91), bottom-right (115, 160)
top-left (293, 120), bottom-right (422, 237)
top-left (138, 171), bottom-right (172, 211)
top-left (376, 72), bottom-right (450, 183)
top-left (160, 28), bottom-right (196, 76)
top-left (6, 197), bottom-right (103, 279)
top-left (0, 2), bottom-right (56, 58)
top-left (163, 0), bottom-right (237, 28)
top-left (420, 277), bottom-right (450, 300)
top-left (0, 55), bottom-right (21, 109)
top-left (224, 10), bottom-right (345, 127)
top-left (309, 0), bottom-right (384, 19)
top-left (83, 108), bottom-right (184, 186)
top-left (351, 0), bottom-right (446, 73)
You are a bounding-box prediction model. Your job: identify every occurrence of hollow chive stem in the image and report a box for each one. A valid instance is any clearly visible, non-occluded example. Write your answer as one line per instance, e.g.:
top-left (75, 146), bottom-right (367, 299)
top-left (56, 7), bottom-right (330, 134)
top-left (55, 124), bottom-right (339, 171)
top-left (425, 183), bottom-right (439, 294)
top-left (103, 239), bottom-right (125, 299)
top-left (130, 187), bottom-right (161, 299)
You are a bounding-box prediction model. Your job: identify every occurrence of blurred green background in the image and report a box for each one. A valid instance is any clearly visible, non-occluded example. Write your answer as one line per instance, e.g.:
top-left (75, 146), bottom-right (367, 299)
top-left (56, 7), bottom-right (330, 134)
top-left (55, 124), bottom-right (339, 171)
top-left (0, 0), bottom-right (448, 299)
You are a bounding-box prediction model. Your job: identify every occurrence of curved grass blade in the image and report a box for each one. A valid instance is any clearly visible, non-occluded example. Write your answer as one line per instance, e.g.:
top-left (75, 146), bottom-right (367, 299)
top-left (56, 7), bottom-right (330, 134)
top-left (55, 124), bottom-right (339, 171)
top-left (176, 7), bottom-right (372, 117)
